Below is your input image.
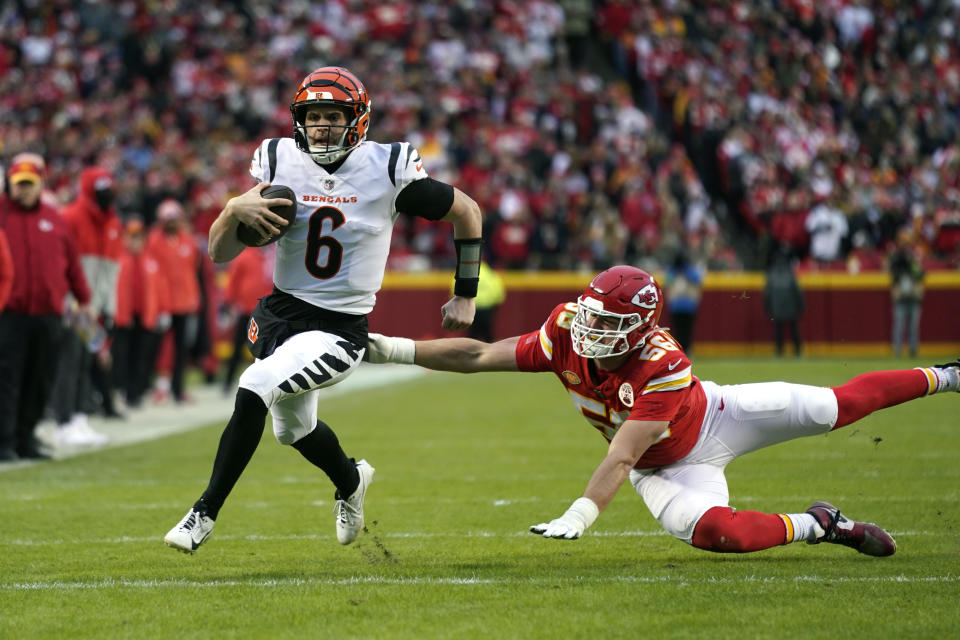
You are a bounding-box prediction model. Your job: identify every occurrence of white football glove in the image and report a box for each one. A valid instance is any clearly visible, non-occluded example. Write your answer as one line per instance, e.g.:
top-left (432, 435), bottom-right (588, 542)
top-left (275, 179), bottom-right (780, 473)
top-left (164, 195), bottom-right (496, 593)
top-left (364, 332), bottom-right (416, 364)
top-left (530, 497), bottom-right (599, 540)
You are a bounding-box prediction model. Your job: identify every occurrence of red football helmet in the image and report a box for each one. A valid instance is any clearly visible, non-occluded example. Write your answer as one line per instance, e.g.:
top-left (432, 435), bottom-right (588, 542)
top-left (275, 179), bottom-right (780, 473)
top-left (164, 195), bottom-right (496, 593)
top-left (571, 266), bottom-right (663, 358)
top-left (290, 66), bottom-right (371, 164)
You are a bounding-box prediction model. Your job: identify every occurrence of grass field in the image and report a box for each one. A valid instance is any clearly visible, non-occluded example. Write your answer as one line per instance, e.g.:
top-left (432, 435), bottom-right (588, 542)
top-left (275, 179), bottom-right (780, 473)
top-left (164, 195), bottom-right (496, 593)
top-left (1, 357), bottom-right (958, 639)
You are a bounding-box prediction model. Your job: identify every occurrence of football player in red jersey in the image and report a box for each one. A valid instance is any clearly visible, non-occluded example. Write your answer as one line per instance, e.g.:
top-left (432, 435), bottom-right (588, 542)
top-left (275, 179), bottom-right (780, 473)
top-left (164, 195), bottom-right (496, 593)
top-left (367, 265), bottom-right (960, 557)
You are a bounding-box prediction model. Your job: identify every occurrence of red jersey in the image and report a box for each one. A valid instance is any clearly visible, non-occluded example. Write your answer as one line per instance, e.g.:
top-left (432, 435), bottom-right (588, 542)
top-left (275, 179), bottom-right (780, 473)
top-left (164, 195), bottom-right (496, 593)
top-left (145, 227), bottom-right (200, 315)
top-left (515, 302), bottom-right (707, 469)
top-left (0, 228), bottom-right (12, 310)
top-left (115, 250), bottom-right (166, 330)
top-left (1, 194), bottom-right (90, 315)
top-left (225, 247), bottom-right (273, 315)
top-left (60, 167), bottom-right (124, 317)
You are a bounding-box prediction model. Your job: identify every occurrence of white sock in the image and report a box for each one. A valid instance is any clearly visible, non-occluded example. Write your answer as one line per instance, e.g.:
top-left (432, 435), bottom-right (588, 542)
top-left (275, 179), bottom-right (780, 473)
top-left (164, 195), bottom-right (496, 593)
top-left (936, 366), bottom-right (959, 392)
top-left (916, 366), bottom-right (960, 394)
top-left (782, 513), bottom-right (824, 542)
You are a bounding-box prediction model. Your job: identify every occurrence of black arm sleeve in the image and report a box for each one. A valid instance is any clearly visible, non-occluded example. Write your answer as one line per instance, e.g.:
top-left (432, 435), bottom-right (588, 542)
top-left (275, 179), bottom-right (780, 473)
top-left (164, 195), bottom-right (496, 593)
top-left (395, 177), bottom-right (455, 221)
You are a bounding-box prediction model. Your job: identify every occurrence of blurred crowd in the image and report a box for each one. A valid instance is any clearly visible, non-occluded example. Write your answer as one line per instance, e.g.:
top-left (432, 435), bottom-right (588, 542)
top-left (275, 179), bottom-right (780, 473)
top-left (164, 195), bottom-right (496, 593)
top-left (2, 0), bottom-right (958, 276)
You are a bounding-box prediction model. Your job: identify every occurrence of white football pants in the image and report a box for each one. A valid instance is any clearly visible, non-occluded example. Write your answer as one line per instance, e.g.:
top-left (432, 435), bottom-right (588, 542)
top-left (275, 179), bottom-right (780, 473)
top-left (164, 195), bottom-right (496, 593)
top-left (629, 379), bottom-right (839, 543)
top-left (238, 330), bottom-right (364, 445)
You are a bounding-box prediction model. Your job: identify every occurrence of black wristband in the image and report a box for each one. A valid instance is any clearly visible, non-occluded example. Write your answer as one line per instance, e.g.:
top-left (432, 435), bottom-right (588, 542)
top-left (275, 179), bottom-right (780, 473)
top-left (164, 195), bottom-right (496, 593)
top-left (453, 238), bottom-right (482, 298)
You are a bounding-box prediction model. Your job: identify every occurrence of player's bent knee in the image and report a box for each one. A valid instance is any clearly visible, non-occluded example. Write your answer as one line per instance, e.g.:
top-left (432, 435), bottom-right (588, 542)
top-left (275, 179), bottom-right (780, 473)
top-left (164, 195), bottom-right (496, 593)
top-left (274, 429), bottom-right (297, 446)
top-left (691, 507), bottom-right (746, 552)
top-left (271, 414), bottom-right (315, 446)
top-left (269, 394), bottom-right (318, 446)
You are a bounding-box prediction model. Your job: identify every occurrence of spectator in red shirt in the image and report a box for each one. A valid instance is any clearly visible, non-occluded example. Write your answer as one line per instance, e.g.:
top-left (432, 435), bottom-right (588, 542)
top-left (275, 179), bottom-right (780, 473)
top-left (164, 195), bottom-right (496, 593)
top-left (0, 228), bottom-right (12, 310)
top-left (146, 198), bottom-right (201, 404)
top-left (112, 218), bottom-right (169, 409)
top-left (0, 153), bottom-right (91, 461)
top-left (221, 245), bottom-right (274, 394)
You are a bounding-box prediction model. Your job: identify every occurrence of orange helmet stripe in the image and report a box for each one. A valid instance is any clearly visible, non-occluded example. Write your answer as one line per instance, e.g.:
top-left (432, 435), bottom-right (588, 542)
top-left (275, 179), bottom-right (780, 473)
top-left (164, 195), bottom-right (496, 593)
top-left (295, 67), bottom-right (368, 105)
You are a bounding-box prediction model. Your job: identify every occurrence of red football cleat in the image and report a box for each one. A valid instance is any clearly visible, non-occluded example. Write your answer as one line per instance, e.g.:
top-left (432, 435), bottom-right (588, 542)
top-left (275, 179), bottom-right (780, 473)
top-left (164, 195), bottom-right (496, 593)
top-left (806, 501), bottom-right (897, 557)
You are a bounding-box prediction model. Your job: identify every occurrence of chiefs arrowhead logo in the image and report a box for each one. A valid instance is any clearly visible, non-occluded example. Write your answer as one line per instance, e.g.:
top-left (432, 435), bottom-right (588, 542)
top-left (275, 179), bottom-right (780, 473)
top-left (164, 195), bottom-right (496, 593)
top-left (630, 283), bottom-right (659, 310)
top-left (618, 383), bottom-right (634, 407)
top-left (247, 318), bottom-right (259, 344)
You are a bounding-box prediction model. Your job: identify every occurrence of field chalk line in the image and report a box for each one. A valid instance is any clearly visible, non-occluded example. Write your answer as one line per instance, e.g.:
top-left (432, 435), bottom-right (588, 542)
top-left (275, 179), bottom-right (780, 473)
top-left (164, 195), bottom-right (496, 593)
top-left (4, 574), bottom-right (958, 591)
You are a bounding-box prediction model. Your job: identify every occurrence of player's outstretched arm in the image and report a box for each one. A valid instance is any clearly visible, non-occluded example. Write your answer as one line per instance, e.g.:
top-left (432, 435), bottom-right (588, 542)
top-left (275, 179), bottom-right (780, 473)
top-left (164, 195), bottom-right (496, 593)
top-left (531, 419), bottom-right (669, 540)
top-left (366, 333), bottom-right (520, 373)
top-left (439, 187), bottom-right (482, 330)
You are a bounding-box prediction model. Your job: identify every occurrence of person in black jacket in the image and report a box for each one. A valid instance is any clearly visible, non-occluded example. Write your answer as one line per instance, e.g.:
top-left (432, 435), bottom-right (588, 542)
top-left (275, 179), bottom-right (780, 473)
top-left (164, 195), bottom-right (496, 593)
top-left (888, 229), bottom-right (924, 358)
top-left (764, 246), bottom-right (805, 357)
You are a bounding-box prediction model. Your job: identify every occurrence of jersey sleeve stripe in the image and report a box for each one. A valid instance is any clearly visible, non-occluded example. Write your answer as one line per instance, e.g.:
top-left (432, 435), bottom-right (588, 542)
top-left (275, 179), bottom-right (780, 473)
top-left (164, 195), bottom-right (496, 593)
top-left (641, 366), bottom-right (692, 394)
top-left (267, 138), bottom-right (280, 182)
top-left (538, 325), bottom-right (553, 360)
top-left (387, 142), bottom-right (401, 186)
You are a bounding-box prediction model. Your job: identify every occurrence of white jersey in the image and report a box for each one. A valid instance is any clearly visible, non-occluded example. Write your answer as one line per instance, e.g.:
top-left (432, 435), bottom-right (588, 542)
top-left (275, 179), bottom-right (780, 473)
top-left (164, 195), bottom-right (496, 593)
top-left (248, 138), bottom-right (427, 314)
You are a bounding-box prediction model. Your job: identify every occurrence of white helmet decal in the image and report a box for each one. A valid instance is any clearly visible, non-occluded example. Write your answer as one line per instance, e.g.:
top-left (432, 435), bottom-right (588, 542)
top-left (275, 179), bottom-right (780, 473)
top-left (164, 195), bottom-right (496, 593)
top-left (631, 282), bottom-right (660, 310)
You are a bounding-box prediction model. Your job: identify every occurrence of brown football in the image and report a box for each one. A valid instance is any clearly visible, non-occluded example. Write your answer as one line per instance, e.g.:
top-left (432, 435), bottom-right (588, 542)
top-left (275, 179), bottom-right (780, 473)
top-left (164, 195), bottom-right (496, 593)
top-left (236, 185), bottom-right (297, 247)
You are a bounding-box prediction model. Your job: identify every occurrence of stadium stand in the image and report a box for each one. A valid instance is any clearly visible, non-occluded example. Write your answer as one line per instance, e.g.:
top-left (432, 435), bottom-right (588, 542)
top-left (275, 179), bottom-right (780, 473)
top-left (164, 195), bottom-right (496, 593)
top-left (2, 1), bottom-right (957, 275)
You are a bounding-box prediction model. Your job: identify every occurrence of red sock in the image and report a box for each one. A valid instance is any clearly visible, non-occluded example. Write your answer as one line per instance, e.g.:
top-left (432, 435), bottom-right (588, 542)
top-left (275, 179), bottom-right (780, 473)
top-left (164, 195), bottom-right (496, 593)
top-left (691, 506), bottom-right (788, 553)
top-left (831, 369), bottom-right (930, 430)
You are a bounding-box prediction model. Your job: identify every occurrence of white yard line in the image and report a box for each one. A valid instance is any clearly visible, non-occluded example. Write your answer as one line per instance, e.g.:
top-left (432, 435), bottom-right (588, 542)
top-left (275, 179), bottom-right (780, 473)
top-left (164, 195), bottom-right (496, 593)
top-left (4, 574), bottom-right (958, 591)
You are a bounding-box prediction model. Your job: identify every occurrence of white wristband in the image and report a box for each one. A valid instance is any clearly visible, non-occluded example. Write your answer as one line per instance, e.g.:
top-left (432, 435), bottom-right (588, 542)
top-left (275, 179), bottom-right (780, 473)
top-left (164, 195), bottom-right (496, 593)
top-left (392, 337), bottom-right (416, 365)
top-left (566, 497), bottom-right (600, 531)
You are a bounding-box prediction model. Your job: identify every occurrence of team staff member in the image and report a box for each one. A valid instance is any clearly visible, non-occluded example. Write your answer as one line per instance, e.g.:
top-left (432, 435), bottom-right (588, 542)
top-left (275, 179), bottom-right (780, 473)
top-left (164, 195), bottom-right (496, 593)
top-left (113, 218), bottom-right (168, 409)
top-left (0, 228), bottom-right (12, 311)
top-left (0, 153), bottom-right (91, 461)
top-left (221, 244), bottom-right (275, 394)
top-left (367, 265), bottom-right (959, 557)
top-left (145, 199), bottom-right (201, 404)
top-left (52, 166), bottom-right (124, 447)
top-left (164, 66), bottom-right (482, 553)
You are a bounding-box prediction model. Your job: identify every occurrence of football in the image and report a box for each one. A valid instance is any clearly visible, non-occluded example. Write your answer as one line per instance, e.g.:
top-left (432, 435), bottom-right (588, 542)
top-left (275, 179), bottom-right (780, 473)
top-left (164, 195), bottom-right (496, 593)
top-left (236, 184), bottom-right (298, 247)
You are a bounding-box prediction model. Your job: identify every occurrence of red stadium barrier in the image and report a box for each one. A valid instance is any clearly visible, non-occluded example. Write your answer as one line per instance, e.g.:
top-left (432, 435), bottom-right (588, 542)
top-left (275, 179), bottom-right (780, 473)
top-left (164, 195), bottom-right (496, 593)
top-left (368, 271), bottom-right (960, 357)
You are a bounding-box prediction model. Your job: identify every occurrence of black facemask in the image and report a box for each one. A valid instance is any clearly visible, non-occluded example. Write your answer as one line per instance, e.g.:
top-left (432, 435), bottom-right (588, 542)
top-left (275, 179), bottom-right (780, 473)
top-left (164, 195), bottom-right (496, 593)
top-left (94, 188), bottom-right (114, 211)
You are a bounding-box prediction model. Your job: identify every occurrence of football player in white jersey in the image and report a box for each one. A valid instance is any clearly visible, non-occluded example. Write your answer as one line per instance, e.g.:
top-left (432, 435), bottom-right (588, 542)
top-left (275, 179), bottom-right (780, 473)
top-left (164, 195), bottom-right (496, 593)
top-left (164, 66), bottom-right (483, 553)
top-left (366, 265), bottom-right (960, 557)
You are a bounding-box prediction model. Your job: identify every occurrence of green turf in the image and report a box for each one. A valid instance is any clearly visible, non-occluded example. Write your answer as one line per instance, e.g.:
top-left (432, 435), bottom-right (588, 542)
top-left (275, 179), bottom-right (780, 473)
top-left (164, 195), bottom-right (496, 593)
top-left (2, 357), bottom-right (958, 639)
